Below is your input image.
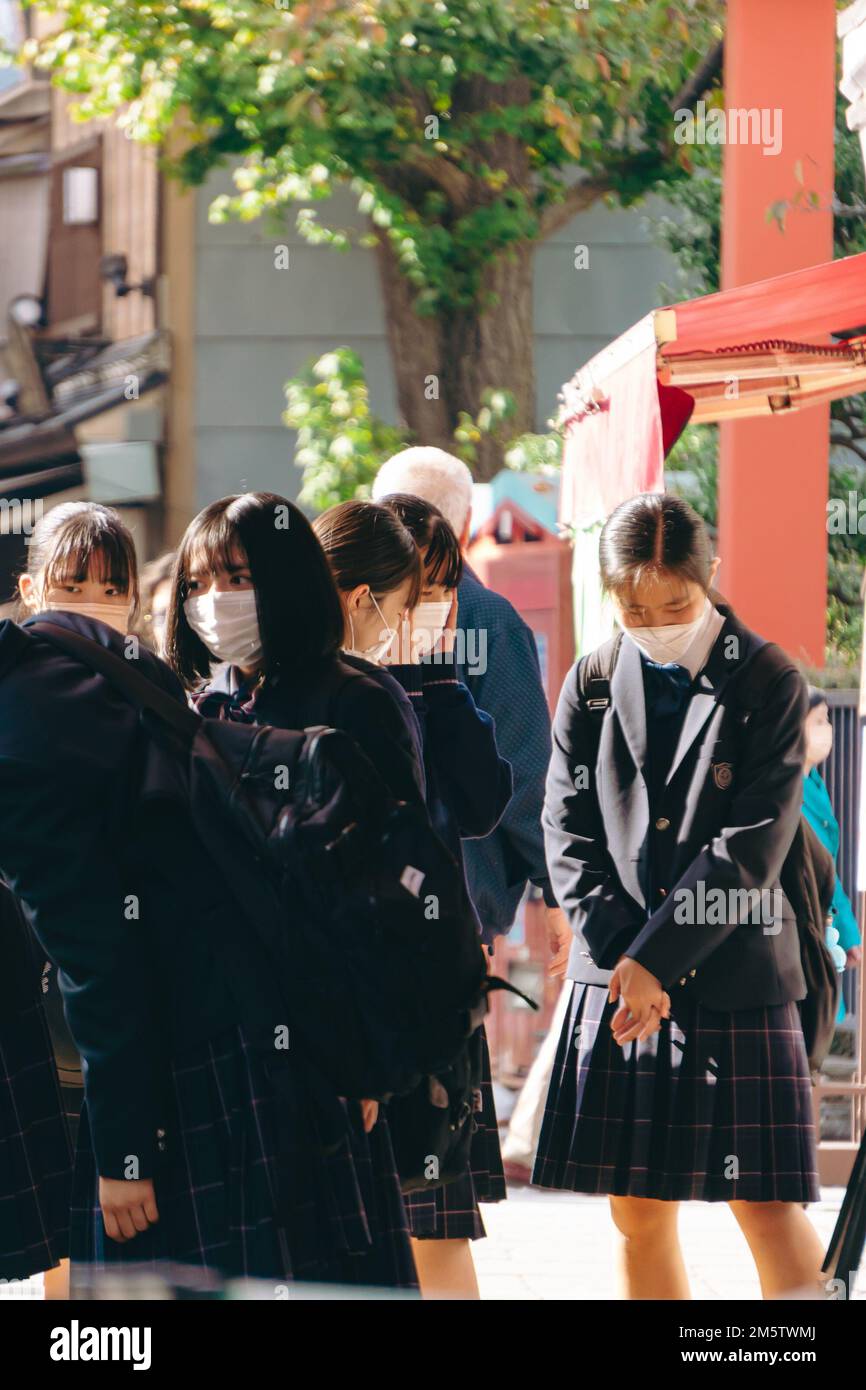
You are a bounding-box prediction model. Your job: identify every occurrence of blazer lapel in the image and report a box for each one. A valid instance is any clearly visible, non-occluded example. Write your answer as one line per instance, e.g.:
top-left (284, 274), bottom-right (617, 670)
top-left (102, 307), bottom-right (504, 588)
top-left (608, 636), bottom-right (650, 909)
top-left (610, 633), bottom-right (648, 774)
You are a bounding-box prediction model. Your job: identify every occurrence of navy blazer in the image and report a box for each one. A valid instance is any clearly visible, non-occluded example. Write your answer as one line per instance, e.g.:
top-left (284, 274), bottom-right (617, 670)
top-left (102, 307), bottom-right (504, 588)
top-left (544, 608), bottom-right (809, 1011)
top-left (359, 653), bottom-right (513, 941)
top-left (0, 613), bottom-right (243, 1181)
top-left (202, 656), bottom-right (427, 811)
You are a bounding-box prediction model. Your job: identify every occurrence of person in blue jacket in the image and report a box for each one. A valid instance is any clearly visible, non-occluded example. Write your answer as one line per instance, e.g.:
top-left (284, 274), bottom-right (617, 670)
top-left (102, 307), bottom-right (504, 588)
top-left (802, 690), bottom-right (862, 1020)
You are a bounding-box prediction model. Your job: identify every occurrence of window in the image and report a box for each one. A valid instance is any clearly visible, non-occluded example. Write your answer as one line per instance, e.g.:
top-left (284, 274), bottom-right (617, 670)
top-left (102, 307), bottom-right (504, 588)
top-left (62, 166), bottom-right (100, 226)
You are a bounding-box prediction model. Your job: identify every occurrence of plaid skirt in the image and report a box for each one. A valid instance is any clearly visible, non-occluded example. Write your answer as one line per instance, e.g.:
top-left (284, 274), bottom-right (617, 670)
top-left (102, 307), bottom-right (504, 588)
top-left (533, 981), bottom-right (819, 1203)
top-left (403, 1027), bottom-right (506, 1241)
top-left (0, 1000), bottom-right (73, 1279)
top-left (69, 1024), bottom-right (417, 1293)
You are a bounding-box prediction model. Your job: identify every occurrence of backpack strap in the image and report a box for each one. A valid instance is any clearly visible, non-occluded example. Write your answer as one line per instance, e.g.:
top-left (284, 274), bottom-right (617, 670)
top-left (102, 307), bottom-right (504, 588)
top-left (27, 621), bottom-right (201, 744)
top-left (576, 630), bottom-right (623, 722)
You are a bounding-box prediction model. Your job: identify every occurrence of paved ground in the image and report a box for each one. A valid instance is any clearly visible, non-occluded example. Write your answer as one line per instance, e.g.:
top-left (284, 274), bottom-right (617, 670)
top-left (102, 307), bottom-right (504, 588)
top-left (3, 1184), bottom-right (861, 1301)
top-left (472, 1184), bottom-right (865, 1300)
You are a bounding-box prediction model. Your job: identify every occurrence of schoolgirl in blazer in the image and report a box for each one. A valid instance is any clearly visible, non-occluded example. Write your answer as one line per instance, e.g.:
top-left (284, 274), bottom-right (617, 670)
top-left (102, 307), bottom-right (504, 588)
top-left (547, 603), bottom-right (809, 1008)
top-left (313, 496), bottom-right (513, 1300)
top-left (167, 491), bottom-right (424, 1292)
top-left (0, 501), bottom-right (379, 1293)
top-left (533, 493), bottom-right (826, 1303)
top-left (313, 498), bottom-right (513, 911)
top-left (0, 877), bottom-right (72, 1282)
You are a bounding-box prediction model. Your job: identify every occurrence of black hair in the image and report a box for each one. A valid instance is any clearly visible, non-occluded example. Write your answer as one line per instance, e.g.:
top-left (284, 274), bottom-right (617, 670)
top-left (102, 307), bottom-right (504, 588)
top-left (166, 492), bottom-right (344, 687)
top-left (312, 500), bottom-right (422, 608)
top-left (19, 500), bottom-right (139, 618)
top-left (379, 493), bottom-right (463, 590)
top-left (807, 686), bottom-right (828, 712)
top-left (599, 493), bottom-right (715, 599)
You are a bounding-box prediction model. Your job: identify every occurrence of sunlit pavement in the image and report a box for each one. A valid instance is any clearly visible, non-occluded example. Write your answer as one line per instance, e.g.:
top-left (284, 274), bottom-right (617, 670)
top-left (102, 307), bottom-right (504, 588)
top-left (473, 1185), bottom-right (865, 1301)
top-left (2, 1185), bottom-right (861, 1301)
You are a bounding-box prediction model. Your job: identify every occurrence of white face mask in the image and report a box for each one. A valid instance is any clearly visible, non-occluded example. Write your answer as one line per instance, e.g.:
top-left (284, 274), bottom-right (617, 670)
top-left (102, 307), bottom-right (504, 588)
top-left (345, 592), bottom-right (396, 665)
top-left (48, 600), bottom-right (131, 635)
top-left (184, 588), bottom-right (263, 668)
top-left (412, 600), bottom-right (452, 658)
top-left (622, 596), bottom-right (712, 666)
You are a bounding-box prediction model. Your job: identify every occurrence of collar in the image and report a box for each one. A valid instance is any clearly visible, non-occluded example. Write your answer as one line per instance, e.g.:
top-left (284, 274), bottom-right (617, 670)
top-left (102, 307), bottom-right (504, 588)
top-left (679, 600), bottom-right (726, 679)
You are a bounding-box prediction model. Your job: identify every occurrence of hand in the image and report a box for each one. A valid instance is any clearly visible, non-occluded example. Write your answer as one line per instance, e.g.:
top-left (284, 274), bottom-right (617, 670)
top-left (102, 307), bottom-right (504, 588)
top-left (99, 1176), bottom-right (159, 1243)
top-left (432, 593), bottom-right (459, 658)
top-left (609, 999), bottom-right (670, 1045)
top-left (846, 945), bottom-right (862, 969)
top-left (545, 906), bottom-right (571, 978)
top-left (360, 1099), bottom-right (379, 1133)
top-left (608, 957), bottom-right (671, 1046)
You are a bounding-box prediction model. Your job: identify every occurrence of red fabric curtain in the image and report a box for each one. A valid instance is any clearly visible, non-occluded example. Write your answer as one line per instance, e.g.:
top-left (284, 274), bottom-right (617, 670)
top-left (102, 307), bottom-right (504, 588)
top-left (559, 316), bottom-right (667, 528)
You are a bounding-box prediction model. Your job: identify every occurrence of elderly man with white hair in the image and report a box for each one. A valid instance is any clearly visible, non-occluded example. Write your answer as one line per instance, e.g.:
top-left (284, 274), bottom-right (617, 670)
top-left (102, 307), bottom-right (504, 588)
top-left (373, 444), bottom-right (569, 987)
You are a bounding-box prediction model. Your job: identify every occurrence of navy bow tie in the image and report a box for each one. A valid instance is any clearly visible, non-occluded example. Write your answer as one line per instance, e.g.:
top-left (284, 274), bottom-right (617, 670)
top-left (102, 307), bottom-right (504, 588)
top-left (642, 660), bottom-right (692, 716)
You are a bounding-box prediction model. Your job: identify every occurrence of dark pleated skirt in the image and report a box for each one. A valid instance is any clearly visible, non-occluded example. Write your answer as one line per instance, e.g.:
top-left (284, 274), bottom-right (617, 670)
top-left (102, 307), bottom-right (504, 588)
top-left (69, 1024), bottom-right (417, 1294)
top-left (532, 981), bottom-right (819, 1203)
top-left (0, 1000), bottom-right (73, 1279)
top-left (403, 1027), bottom-right (506, 1241)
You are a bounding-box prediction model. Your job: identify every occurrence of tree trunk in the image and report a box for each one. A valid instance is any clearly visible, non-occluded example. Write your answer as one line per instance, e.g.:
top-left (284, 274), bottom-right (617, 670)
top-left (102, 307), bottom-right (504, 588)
top-left (374, 235), bottom-right (453, 455)
top-left (374, 233), bottom-right (536, 483)
top-left (446, 241), bottom-right (535, 482)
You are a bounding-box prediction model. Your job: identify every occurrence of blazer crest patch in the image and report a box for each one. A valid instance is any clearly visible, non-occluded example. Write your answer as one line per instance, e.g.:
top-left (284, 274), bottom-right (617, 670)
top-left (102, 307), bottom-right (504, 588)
top-left (712, 760), bottom-right (733, 790)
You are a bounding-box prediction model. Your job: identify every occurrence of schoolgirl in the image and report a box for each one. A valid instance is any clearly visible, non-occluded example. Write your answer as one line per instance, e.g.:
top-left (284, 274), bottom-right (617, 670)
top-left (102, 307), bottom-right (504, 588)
top-left (314, 496), bottom-right (513, 1300)
top-left (165, 491), bottom-right (424, 1291)
top-left (533, 493), bottom-right (825, 1300)
top-left (0, 500), bottom-right (398, 1293)
top-left (0, 876), bottom-right (72, 1290)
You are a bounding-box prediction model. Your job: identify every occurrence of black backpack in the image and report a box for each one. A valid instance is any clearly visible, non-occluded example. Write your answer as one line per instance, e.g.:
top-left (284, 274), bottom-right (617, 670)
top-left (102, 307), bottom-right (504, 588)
top-left (576, 633), bottom-right (839, 1074)
top-left (32, 622), bottom-right (528, 1110)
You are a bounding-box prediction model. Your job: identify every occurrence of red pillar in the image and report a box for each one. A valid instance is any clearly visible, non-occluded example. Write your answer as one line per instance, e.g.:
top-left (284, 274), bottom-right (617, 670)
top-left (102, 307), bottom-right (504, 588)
top-left (718, 0), bottom-right (836, 665)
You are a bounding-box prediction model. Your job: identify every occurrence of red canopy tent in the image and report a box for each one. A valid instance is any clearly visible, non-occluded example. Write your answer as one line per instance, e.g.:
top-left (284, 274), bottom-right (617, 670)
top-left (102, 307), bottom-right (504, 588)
top-left (558, 250), bottom-right (866, 529)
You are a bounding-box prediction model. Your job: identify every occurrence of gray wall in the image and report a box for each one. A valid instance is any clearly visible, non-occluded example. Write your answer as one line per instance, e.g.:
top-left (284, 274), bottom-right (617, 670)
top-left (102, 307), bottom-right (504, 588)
top-left (193, 168), bottom-right (680, 509)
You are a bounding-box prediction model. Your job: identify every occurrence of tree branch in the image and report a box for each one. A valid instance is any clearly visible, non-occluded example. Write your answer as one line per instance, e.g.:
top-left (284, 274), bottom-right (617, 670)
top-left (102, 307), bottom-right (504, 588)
top-left (403, 149), bottom-right (475, 213)
top-left (670, 39), bottom-right (724, 113)
top-left (538, 176), bottom-right (612, 239)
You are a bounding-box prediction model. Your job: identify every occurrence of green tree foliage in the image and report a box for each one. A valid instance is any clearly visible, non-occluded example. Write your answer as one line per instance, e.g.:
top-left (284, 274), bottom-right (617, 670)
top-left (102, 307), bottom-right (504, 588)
top-left (22, 0), bottom-right (722, 475)
top-left (284, 346), bottom-right (515, 508)
top-left (25, 0), bottom-right (721, 309)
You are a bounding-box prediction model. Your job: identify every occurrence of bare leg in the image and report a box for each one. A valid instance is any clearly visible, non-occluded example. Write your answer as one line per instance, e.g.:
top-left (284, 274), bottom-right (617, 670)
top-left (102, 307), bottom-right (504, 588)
top-left (729, 1201), bottom-right (825, 1299)
top-left (43, 1259), bottom-right (70, 1300)
top-left (410, 1237), bottom-right (480, 1300)
top-left (609, 1195), bottom-right (691, 1300)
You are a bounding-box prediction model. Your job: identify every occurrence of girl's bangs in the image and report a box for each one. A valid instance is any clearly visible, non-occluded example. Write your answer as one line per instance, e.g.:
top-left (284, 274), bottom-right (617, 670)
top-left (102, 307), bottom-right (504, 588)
top-left (44, 518), bottom-right (135, 595)
top-left (606, 563), bottom-right (695, 602)
top-left (422, 524), bottom-right (462, 590)
top-left (182, 510), bottom-right (247, 583)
